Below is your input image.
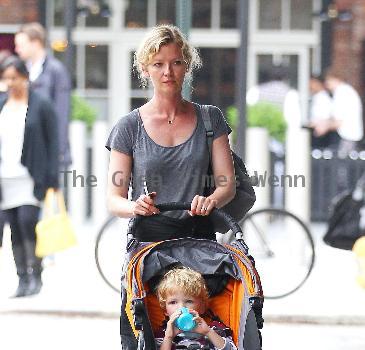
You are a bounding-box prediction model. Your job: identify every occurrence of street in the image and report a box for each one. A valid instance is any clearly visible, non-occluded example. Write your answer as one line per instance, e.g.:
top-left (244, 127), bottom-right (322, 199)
top-left (0, 313), bottom-right (364, 350)
top-left (1, 222), bottom-right (365, 350)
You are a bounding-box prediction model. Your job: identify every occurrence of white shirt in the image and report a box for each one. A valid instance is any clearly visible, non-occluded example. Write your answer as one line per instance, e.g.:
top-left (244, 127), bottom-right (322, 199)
top-left (310, 90), bottom-right (332, 122)
top-left (0, 102), bottom-right (29, 178)
top-left (26, 55), bottom-right (46, 82)
top-left (332, 83), bottom-right (363, 141)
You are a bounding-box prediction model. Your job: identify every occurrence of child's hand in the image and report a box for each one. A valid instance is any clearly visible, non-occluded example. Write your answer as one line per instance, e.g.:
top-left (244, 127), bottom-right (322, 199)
top-left (165, 310), bottom-right (182, 339)
top-left (190, 310), bottom-right (226, 349)
top-left (190, 310), bottom-right (211, 335)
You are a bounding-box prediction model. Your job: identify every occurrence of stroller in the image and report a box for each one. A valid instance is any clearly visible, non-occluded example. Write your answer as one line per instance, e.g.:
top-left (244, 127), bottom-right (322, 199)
top-left (123, 202), bottom-right (264, 350)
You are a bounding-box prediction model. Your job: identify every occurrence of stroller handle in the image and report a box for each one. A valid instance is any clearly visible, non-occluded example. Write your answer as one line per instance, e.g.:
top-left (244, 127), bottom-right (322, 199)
top-left (127, 202), bottom-right (243, 237)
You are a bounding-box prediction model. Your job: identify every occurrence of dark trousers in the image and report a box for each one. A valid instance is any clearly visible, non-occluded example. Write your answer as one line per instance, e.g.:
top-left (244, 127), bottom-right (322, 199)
top-left (3, 205), bottom-right (41, 276)
top-left (0, 210), bottom-right (5, 248)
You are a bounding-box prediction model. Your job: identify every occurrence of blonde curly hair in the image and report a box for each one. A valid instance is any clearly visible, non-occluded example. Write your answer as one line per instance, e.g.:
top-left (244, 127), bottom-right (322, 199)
top-left (156, 267), bottom-right (209, 311)
top-left (133, 24), bottom-right (202, 87)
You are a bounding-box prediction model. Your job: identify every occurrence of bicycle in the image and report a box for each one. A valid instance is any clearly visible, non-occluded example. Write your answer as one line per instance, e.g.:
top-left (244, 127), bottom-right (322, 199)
top-left (239, 208), bottom-right (315, 299)
top-left (94, 215), bottom-right (127, 293)
top-left (95, 207), bottom-right (315, 299)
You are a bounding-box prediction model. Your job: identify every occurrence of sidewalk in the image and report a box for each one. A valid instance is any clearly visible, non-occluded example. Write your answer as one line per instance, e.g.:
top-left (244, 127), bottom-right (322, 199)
top-left (0, 220), bottom-right (365, 324)
top-left (0, 220), bottom-right (121, 317)
top-left (263, 222), bottom-right (365, 324)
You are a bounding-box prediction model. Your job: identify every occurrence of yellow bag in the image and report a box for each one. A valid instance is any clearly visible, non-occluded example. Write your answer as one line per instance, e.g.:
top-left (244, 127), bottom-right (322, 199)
top-left (353, 236), bottom-right (365, 288)
top-left (35, 189), bottom-right (77, 257)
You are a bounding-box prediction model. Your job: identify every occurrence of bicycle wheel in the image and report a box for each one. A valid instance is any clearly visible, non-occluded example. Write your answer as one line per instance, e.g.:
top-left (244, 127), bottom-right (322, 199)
top-left (95, 216), bottom-right (128, 293)
top-left (239, 208), bottom-right (315, 299)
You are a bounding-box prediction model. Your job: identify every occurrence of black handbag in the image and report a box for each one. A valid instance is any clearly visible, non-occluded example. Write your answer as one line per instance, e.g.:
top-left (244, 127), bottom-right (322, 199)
top-left (323, 175), bottom-right (365, 250)
top-left (201, 105), bottom-right (256, 233)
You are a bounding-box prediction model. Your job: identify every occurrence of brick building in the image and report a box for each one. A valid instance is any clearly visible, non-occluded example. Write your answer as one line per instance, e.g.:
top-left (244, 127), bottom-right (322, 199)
top-left (325, 0), bottom-right (365, 98)
top-left (0, 0), bottom-right (39, 24)
top-left (0, 0), bottom-right (41, 52)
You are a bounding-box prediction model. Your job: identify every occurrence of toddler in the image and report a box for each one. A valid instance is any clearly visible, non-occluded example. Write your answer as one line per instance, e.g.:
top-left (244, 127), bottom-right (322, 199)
top-left (155, 267), bottom-right (237, 350)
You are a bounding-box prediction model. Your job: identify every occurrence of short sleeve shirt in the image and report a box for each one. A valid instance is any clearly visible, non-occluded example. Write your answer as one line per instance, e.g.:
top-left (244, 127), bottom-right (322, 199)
top-left (106, 103), bottom-right (231, 219)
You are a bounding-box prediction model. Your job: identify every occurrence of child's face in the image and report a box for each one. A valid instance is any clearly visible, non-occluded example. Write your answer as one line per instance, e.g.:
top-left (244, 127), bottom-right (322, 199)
top-left (164, 290), bottom-right (204, 317)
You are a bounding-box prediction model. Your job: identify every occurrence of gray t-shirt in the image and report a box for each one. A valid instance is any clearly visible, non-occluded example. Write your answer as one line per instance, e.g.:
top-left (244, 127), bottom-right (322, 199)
top-left (106, 103), bottom-right (231, 219)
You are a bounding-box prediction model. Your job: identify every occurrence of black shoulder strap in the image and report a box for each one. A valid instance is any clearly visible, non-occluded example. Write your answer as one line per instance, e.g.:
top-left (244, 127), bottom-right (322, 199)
top-left (200, 105), bottom-right (214, 162)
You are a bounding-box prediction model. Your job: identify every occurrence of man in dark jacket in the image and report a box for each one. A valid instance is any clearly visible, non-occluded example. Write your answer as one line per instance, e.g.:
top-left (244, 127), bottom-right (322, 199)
top-left (15, 22), bottom-right (72, 168)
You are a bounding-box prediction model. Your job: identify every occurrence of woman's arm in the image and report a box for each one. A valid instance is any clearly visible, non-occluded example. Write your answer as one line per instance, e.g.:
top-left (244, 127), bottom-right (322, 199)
top-left (107, 149), bottom-right (160, 218)
top-left (209, 133), bottom-right (236, 208)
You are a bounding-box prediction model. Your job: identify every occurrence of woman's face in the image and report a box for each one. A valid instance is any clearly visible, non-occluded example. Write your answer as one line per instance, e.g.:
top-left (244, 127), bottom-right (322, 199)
top-left (2, 66), bottom-right (28, 95)
top-left (144, 42), bottom-right (187, 94)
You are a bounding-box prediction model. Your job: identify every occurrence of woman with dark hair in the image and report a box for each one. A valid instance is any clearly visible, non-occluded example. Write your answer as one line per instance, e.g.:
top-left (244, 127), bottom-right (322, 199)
top-left (0, 56), bottom-right (59, 297)
top-left (0, 49), bottom-right (12, 257)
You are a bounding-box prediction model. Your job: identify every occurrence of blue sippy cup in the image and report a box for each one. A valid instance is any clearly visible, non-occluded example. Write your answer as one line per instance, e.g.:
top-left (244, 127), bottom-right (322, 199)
top-left (174, 307), bottom-right (196, 331)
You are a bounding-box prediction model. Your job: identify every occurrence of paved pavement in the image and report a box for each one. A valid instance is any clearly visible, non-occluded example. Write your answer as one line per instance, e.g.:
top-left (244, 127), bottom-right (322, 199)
top-left (1, 313), bottom-right (364, 350)
top-left (0, 218), bottom-right (365, 324)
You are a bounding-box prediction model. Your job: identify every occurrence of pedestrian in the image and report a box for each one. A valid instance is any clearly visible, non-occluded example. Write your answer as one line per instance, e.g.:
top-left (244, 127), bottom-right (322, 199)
top-left (105, 24), bottom-right (236, 348)
top-left (0, 49), bottom-right (12, 254)
top-left (15, 22), bottom-right (71, 168)
top-left (0, 50), bottom-right (12, 95)
top-left (0, 56), bottom-right (59, 297)
top-left (308, 74), bottom-right (339, 150)
top-left (311, 68), bottom-right (363, 155)
top-left (155, 267), bottom-right (237, 350)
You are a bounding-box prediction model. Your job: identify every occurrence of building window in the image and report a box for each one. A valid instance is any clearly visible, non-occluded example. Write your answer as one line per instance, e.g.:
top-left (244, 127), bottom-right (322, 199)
top-left (85, 44), bottom-right (109, 89)
top-left (257, 54), bottom-right (299, 89)
top-left (122, 0), bottom-right (240, 29)
top-left (192, 0), bottom-right (211, 28)
top-left (220, 0), bottom-right (237, 29)
top-left (193, 48), bottom-right (236, 112)
top-left (84, 7), bottom-right (110, 27)
top-left (124, 0), bottom-right (147, 28)
top-left (53, 0), bottom-right (110, 28)
top-left (54, 0), bottom-right (64, 26)
top-left (259, 0), bottom-right (282, 30)
top-left (53, 43), bottom-right (109, 119)
top-left (53, 45), bottom-right (76, 88)
top-left (157, 0), bottom-right (176, 25)
top-left (290, 0), bottom-right (312, 30)
top-left (258, 0), bottom-right (313, 30)
top-left (77, 0), bottom-right (111, 28)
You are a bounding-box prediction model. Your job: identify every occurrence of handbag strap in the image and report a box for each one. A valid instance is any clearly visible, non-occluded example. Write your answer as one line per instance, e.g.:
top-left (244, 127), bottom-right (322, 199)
top-left (44, 188), bottom-right (67, 217)
top-left (200, 104), bottom-right (214, 163)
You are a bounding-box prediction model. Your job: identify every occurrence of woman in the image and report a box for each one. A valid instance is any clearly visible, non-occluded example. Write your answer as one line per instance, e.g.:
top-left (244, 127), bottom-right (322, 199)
top-left (0, 50), bottom-right (12, 254)
top-left (106, 25), bottom-right (235, 348)
top-left (0, 56), bottom-right (59, 297)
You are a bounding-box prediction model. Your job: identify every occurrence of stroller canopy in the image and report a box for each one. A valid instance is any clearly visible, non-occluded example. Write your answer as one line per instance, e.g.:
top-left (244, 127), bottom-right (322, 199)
top-left (125, 237), bottom-right (263, 349)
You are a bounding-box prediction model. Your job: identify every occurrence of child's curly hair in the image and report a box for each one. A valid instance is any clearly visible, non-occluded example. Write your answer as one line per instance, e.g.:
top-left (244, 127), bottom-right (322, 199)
top-left (156, 267), bottom-right (209, 311)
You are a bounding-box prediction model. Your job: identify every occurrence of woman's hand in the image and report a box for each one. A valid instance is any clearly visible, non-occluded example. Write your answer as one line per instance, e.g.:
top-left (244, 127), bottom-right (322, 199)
top-left (189, 195), bottom-right (217, 216)
top-left (132, 192), bottom-right (160, 216)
